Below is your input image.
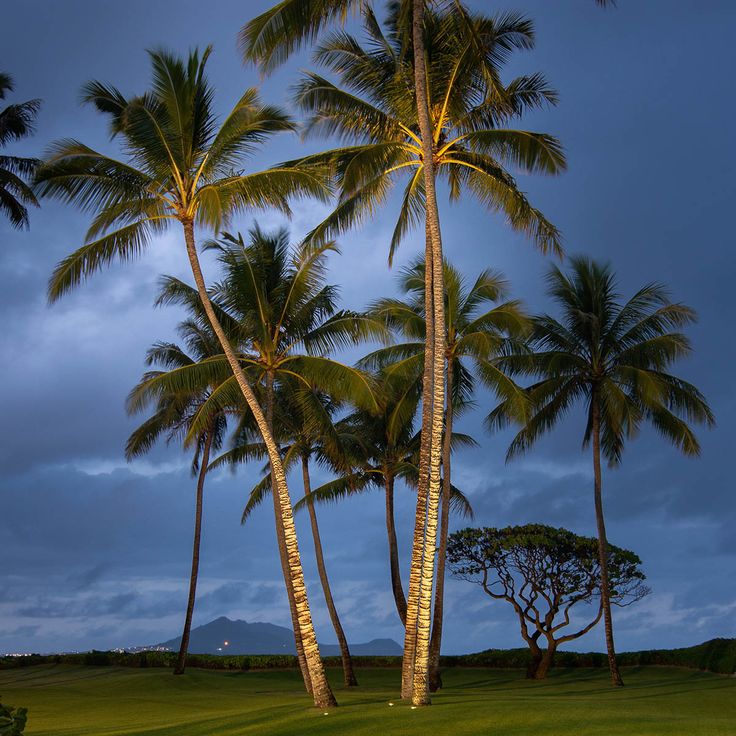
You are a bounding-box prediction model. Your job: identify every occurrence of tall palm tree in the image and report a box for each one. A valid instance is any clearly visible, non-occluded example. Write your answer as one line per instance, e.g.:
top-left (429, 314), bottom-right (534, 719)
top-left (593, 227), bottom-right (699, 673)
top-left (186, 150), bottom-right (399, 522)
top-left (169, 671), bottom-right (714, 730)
top-left (133, 225), bottom-right (380, 690)
top-left (126, 315), bottom-right (227, 675)
top-left (489, 256), bottom-right (714, 686)
top-left (241, 0), bottom-right (611, 705)
top-left (364, 258), bottom-right (529, 690)
top-left (230, 382), bottom-right (359, 687)
top-left (0, 72), bottom-right (40, 229)
top-left (287, 7), bottom-right (564, 701)
top-left (33, 47), bottom-right (338, 707)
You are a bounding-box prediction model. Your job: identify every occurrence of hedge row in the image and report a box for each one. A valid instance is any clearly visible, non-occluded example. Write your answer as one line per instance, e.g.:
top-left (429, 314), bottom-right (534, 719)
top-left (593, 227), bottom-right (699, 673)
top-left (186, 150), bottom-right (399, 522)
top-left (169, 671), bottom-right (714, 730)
top-left (2, 638), bottom-right (733, 675)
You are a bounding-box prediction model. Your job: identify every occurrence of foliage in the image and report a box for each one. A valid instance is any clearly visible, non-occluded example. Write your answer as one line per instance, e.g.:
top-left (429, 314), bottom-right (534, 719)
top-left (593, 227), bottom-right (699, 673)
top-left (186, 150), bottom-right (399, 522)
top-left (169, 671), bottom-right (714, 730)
top-left (447, 524), bottom-right (649, 663)
top-left (34, 48), bottom-right (327, 301)
top-left (0, 72), bottom-right (40, 229)
top-left (287, 5), bottom-right (564, 261)
top-left (489, 256), bottom-right (715, 464)
top-left (0, 696), bottom-right (27, 736)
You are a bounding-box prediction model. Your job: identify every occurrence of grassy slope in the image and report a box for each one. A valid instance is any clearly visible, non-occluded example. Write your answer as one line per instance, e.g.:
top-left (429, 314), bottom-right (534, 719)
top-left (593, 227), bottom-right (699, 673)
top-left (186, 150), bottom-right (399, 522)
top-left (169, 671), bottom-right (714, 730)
top-left (1, 665), bottom-right (734, 736)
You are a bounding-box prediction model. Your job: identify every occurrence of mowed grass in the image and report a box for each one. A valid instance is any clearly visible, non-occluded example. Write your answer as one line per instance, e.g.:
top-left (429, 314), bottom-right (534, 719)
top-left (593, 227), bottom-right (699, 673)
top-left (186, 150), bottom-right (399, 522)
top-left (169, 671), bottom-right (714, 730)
top-left (1, 665), bottom-right (734, 736)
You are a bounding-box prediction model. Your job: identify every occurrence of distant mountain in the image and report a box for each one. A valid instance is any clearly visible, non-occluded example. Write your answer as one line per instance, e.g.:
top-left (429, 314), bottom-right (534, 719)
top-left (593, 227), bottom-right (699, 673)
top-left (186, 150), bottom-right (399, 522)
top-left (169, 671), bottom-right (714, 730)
top-left (146, 617), bottom-right (402, 656)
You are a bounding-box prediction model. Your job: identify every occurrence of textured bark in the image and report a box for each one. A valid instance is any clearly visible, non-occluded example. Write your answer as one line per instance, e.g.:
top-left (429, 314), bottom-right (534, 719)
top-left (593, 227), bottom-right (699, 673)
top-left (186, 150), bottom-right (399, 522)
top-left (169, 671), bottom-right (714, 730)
top-left (302, 455), bottom-right (358, 687)
top-left (533, 646), bottom-right (556, 680)
top-left (266, 373), bottom-right (312, 694)
top-left (525, 633), bottom-right (544, 680)
top-left (174, 430), bottom-right (213, 675)
top-left (592, 393), bottom-right (624, 687)
top-left (182, 219), bottom-right (336, 708)
top-left (401, 219), bottom-right (434, 700)
top-left (428, 358), bottom-right (453, 692)
top-left (404, 0), bottom-right (448, 706)
top-left (385, 472), bottom-right (407, 625)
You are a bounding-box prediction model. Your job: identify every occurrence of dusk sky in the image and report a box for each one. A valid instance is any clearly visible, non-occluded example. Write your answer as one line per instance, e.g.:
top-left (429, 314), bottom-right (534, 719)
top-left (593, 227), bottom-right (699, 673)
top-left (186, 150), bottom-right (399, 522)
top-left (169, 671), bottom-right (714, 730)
top-left (1, 0), bottom-right (734, 657)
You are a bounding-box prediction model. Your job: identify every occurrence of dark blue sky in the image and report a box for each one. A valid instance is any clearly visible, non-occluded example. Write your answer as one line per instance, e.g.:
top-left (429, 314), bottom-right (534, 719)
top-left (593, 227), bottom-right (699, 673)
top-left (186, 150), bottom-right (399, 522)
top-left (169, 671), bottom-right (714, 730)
top-left (1, 1), bottom-right (735, 655)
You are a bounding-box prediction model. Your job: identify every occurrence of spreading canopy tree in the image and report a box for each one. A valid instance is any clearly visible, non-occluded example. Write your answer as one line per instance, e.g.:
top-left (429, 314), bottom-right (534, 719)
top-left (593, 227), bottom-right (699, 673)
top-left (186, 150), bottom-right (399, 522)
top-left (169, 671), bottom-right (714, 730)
top-left (447, 524), bottom-right (648, 679)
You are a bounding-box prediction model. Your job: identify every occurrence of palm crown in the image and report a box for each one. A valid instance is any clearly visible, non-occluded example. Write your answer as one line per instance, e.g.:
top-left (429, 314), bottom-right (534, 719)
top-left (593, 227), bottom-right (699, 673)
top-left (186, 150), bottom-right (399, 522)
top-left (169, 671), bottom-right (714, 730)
top-left (0, 72), bottom-right (41, 229)
top-left (490, 256), bottom-right (715, 464)
top-left (34, 47), bottom-right (328, 300)
top-left (363, 258), bottom-right (530, 414)
top-left (131, 225), bottom-right (380, 442)
top-left (290, 5), bottom-right (566, 261)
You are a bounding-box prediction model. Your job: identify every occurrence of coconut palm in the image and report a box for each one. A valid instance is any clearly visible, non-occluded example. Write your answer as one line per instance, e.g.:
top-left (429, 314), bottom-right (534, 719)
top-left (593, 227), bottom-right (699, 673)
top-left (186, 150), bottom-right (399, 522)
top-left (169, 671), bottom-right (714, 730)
top-left (132, 225), bottom-right (380, 689)
top-left (126, 315), bottom-right (228, 675)
top-left (363, 258), bottom-right (530, 690)
top-left (241, 0), bottom-right (610, 705)
top-left (229, 382), bottom-right (359, 687)
top-left (488, 256), bottom-right (715, 686)
top-left (0, 72), bottom-right (40, 229)
top-left (287, 7), bottom-right (565, 701)
top-left (33, 47), bottom-right (338, 707)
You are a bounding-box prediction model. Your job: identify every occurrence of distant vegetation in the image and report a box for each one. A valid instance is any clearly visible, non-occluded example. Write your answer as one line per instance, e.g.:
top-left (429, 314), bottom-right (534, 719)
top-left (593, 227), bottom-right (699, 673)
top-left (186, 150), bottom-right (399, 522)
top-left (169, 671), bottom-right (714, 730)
top-left (2, 638), bottom-right (734, 676)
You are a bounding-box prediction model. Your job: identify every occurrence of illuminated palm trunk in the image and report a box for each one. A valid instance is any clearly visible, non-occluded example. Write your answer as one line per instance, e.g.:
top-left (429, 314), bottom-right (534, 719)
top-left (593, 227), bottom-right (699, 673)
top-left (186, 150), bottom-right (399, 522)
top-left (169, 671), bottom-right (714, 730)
top-left (402, 0), bottom-right (448, 707)
top-left (182, 219), bottom-right (337, 708)
top-left (401, 222), bottom-right (434, 700)
top-left (428, 357), bottom-right (453, 691)
top-left (174, 429), bottom-right (213, 676)
top-left (302, 454), bottom-right (358, 687)
top-left (265, 373), bottom-right (312, 694)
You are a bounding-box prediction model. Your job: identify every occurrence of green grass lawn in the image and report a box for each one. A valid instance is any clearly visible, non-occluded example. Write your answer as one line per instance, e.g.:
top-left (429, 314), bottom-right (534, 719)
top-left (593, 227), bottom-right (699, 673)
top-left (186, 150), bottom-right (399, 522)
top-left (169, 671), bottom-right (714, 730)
top-left (1, 665), bottom-right (734, 735)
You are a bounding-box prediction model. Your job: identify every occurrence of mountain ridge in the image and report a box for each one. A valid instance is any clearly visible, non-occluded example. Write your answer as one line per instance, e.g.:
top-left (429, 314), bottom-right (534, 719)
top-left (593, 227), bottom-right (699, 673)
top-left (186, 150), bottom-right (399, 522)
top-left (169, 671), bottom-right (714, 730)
top-left (140, 616), bottom-right (402, 656)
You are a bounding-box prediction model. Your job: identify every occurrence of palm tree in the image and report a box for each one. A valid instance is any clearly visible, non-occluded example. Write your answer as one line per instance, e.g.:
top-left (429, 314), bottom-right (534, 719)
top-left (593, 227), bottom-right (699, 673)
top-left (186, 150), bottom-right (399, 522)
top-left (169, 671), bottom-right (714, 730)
top-left (489, 256), bottom-right (714, 686)
top-left (126, 315), bottom-right (227, 675)
top-left (241, 0), bottom-right (611, 705)
top-left (230, 382), bottom-right (359, 687)
top-left (33, 47), bottom-right (338, 707)
top-left (287, 7), bottom-right (565, 701)
top-left (364, 258), bottom-right (529, 690)
top-left (133, 225), bottom-right (380, 690)
top-left (0, 72), bottom-right (40, 229)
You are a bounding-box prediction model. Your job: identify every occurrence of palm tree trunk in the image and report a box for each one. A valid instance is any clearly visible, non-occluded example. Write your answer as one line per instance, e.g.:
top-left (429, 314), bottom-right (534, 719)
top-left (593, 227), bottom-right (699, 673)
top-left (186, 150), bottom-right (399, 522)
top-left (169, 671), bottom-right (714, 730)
top-left (428, 357), bottom-right (453, 692)
top-left (592, 392), bottom-right (624, 687)
top-left (401, 219), bottom-right (434, 699)
top-left (301, 455), bottom-right (358, 687)
top-left (173, 429), bottom-right (213, 675)
top-left (384, 471), bottom-right (407, 625)
top-left (403, 0), bottom-right (448, 706)
top-left (265, 372), bottom-right (312, 694)
top-left (409, 0), bottom-right (448, 706)
top-left (182, 219), bottom-right (337, 708)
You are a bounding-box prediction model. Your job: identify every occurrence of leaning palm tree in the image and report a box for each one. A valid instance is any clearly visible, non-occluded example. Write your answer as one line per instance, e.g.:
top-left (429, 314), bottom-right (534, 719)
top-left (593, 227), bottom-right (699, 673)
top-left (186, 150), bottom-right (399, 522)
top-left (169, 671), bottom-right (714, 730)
top-left (229, 382), bottom-right (359, 687)
top-left (0, 72), bottom-right (40, 229)
top-left (33, 47), bottom-right (338, 707)
top-left (132, 225), bottom-right (380, 689)
top-left (489, 256), bottom-right (714, 686)
top-left (126, 315), bottom-right (227, 675)
top-left (364, 258), bottom-right (530, 690)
